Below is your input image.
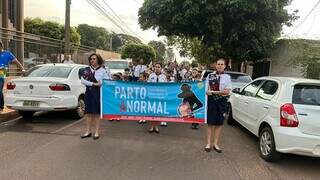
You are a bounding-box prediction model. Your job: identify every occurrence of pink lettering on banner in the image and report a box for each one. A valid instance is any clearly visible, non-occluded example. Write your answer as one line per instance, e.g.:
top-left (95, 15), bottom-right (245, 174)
top-left (103, 115), bottom-right (204, 124)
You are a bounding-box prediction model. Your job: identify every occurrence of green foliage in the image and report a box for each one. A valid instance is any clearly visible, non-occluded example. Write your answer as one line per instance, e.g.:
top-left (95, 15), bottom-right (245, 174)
top-left (121, 43), bottom-right (156, 64)
top-left (148, 41), bottom-right (166, 62)
top-left (77, 24), bottom-right (111, 50)
top-left (191, 60), bottom-right (199, 68)
top-left (139, 0), bottom-right (297, 62)
top-left (24, 17), bottom-right (80, 45)
top-left (165, 48), bottom-right (175, 61)
top-left (111, 33), bottom-right (142, 52)
top-left (167, 36), bottom-right (220, 64)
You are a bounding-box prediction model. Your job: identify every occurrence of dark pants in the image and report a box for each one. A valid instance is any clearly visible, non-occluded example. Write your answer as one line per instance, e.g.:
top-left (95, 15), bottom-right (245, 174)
top-left (0, 78), bottom-right (4, 109)
top-left (132, 76), bottom-right (139, 82)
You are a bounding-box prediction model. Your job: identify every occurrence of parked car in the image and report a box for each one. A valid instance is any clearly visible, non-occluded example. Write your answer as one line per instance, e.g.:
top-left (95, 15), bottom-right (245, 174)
top-left (5, 64), bottom-right (87, 119)
top-left (24, 57), bottom-right (51, 69)
top-left (227, 76), bottom-right (320, 161)
top-left (201, 70), bottom-right (252, 89)
top-left (104, 59), bottom-right (130, 75)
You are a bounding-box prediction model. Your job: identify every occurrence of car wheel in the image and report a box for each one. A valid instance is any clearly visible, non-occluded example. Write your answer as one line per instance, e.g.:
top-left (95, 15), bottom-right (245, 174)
top-left (18, 110), bottom-right (35, 119)
top-left (259, 127), bottom-right (282, 162)
top-left (71, 97), bottom-right (85, 119)
top-left (226, 105), bottom-right (236, 125)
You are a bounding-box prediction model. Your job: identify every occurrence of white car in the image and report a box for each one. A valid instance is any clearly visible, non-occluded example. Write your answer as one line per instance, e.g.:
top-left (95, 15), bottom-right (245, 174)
top-left (104, 59), bottom-right (130, 75)
top-left (227, 76), bottom-right (320, 161)
top-left (5, 64), bottom-right (87, 119)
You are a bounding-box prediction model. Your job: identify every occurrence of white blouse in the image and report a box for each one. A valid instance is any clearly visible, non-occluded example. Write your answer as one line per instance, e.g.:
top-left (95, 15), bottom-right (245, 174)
top-left (133, 65), bottom-right (147, 77)
top-left (148, 73), bottom-right (167, 82)
top-left (81, 66), bottom-right (111, 86)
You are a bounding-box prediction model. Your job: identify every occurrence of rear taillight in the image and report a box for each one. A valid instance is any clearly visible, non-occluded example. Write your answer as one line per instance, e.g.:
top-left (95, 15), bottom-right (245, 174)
top-left (6, 82), bottom-right (16, 90)
top-left (49, 83), bottom-right (70, 91)
top-left (280, 103), bottom-right (299, 127)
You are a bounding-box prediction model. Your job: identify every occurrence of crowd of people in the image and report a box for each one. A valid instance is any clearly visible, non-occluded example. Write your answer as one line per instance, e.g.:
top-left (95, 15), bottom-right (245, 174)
top-left (109, 59), bottom-right (204, 84)
top-left (80, 53), bottom-right (231, 153)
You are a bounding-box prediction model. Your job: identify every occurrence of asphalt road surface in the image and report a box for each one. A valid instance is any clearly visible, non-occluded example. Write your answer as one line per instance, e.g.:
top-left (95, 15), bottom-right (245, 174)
top-left (0, 112), bottom-right (319, 180)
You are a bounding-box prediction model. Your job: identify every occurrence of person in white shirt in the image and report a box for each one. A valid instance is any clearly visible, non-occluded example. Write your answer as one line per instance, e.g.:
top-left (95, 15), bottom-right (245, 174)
top-left (80, 53), bottom-right (111, 140)
top-left (205, 59), bottom-right (231, 153)
top-left (133, 59), bottom-right (147, 81)
top-left (62, 54), bottom-right (75, 64)
top-left (147, 62), bottom-right (168, 133)
top-left (180, 64), bottom-right (191, 81)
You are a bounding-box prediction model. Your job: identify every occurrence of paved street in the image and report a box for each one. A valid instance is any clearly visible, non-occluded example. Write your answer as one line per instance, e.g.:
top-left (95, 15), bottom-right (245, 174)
top-left (0, 112), bottom-right (319, 180)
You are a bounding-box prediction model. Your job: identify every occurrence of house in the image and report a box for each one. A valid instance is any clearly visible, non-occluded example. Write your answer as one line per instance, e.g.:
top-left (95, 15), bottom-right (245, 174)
top-left (246, 39), bottom-right (320, 79)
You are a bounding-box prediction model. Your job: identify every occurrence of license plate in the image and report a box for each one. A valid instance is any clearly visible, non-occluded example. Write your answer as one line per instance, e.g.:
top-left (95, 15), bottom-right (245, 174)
top-left (23, 101), bottom-right (40, 107)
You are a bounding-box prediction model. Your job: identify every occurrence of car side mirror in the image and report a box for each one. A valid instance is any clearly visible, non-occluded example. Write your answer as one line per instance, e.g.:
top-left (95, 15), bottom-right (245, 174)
top-left (232, 88), bottom-right (241, 94)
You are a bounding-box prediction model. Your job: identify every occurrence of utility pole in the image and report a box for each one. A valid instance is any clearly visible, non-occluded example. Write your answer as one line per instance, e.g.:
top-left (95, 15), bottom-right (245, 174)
top-left (110, 36), bottom-right (113, 51)
top-left (64, 0), bottom-right (71, 55)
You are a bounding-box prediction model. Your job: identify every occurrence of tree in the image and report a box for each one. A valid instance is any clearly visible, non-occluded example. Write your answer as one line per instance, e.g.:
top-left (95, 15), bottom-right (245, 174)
top-left (148, 41), bottom-right (166, 62)
top-left (24, 18), bottom-right (80, 61)
top-left (77, 24), bottom-right (111, 50)
top-left (139, 0), bottom-right (297, 62)
top-left (24, 18), bottom-right (80, 45)
top-left (165, 47), bottom-right (175, 61)
top-left (111, 33), bottom-right (142, 52)
top-left (166, 36), bottom-right (219, 64)
top-left (121, 43), bottom-right (156, 64)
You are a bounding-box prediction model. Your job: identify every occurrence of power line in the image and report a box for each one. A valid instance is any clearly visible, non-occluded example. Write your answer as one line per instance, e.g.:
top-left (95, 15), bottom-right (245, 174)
top-left (288, 0), bottom-right (320, 35)
top-left (86, 0), bottom-right (129, 34)
top-left (101, 0), bottom-right (146, 41)
top-left (306, 5), bottom-right (320, 34)
top-left (132, 0), bottom-right (142, 5)
top-left (86, 0), bottom-right (146, 43)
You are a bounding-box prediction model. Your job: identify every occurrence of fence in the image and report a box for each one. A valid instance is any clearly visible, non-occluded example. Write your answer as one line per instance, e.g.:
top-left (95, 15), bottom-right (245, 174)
top-left (0, 27), bottom-right (96, 76)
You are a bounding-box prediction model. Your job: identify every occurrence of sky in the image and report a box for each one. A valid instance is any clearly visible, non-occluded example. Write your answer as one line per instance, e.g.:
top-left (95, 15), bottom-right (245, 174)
top-left (24, 0), bottom-right (320, 54)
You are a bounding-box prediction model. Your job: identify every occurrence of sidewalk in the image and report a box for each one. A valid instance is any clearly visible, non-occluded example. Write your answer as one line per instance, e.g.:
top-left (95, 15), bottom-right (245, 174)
top-left (0, 106), bottom-right (19, 122)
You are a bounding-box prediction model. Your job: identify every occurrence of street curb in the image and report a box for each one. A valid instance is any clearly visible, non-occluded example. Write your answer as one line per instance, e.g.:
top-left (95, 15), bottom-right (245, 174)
top-left (0, 110), bottom-right (19, 123)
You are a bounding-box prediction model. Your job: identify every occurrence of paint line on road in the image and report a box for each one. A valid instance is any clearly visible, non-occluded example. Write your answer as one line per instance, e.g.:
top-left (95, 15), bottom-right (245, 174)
top-left (51, 118), bottom-right (84, 134)
top-left (0, 116), bottom-right (22, 126)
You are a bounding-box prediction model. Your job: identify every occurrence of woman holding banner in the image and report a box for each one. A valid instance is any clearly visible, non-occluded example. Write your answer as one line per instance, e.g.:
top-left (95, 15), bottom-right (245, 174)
top-left (80, 53), bottom-right (111, 140)
top-left (205, 59), bottom-right (231, 153)
top-left (147, 62), bottom-right (167, 133)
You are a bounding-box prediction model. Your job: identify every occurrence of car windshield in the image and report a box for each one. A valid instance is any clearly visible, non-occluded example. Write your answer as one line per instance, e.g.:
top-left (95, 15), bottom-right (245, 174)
top-left (293, 84), bottom-right (320, 106)
top-left (227, 73), bottom-right (252, 83)
top-left (26, 66), bottom-right (73, 78)
top-left (105, 61), bottom-right (128, 69)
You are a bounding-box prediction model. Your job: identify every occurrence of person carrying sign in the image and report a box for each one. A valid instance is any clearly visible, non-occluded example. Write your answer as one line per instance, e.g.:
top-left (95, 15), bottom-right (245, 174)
top-left (205, 59), bottom-right (231, 153)
top-left (80, 53), bottom-right (111, 140)
top-left (0, 42), bottom-right (25, 113)
top-left (147, 62), bottom-right (167, 133)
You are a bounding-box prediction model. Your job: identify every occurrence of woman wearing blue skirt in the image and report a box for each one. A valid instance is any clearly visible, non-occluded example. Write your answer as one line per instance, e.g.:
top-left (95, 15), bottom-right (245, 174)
top-left (205, 59), bottom-right (231, 152)
top-left (80, 53), bottom-right (110, 140)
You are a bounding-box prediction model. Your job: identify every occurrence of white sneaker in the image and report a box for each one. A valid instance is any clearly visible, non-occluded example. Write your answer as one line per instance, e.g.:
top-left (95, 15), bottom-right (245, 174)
top-left (138, 120), bottom-right (147, 124)
top-left (160, 122), bottom-right (167, 127)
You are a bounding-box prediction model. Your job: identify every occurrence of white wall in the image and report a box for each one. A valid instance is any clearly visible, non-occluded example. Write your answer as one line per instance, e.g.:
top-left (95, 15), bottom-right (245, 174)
top-left (269, 58), bottom-right (304, 78)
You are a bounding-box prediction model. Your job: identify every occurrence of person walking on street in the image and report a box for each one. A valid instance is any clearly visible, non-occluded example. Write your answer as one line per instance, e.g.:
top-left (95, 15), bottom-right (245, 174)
top-left (80, 53), bottom-right (111, 140)
top-left (0, 42), bottom-right (25, 113)
top-left (147, 62), bottom-right (167, 133)
top-left (205, 59), bottom-right (231, 153)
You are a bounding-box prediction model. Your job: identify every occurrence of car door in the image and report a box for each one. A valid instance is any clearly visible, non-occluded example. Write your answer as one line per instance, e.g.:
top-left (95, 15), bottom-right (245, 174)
top-left (249, 80), bottom-right (279, 133)
top-left (293, 84), bottom-right (320, 136)
top-left (232, 80), bottom-right (264, 126)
